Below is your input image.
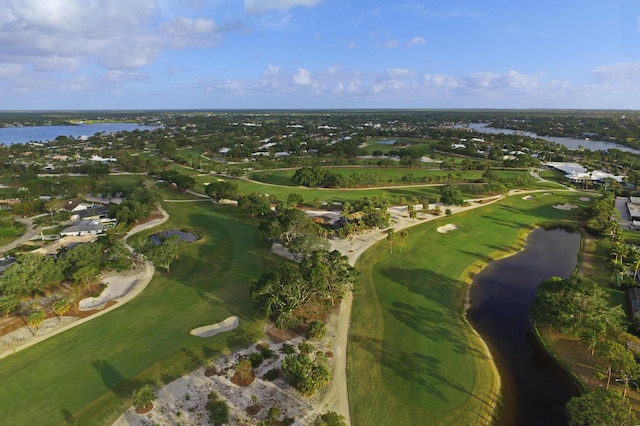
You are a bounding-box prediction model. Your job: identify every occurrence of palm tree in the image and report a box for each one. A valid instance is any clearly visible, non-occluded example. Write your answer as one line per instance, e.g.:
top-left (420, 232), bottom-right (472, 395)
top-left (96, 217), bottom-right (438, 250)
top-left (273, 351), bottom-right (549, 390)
top-left (399, 230), bottom-right (409, 253)
top-left (386, 228), bottom-right (395, 254)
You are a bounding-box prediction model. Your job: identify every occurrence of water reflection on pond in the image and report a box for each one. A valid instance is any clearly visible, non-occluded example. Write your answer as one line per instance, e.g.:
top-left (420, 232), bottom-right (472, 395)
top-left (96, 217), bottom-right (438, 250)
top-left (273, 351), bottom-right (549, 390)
top-left (150, 229), bottom-right (198, 245)
top-left (467, 228), bottom-right (581, 426)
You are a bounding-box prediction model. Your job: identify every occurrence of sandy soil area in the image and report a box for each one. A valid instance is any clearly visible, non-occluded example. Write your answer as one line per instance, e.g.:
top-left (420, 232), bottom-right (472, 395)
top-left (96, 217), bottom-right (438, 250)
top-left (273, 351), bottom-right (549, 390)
top-left (553, 203), bottom-right (579, 210)
top-left (190, 316), bottom-right (239, 338)
top-left (437, 223), bottom-right (459, 233)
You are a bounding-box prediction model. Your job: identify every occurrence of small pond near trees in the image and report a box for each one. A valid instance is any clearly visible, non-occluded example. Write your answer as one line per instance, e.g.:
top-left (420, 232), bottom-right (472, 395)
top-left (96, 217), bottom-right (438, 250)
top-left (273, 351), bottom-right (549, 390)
top-left (467, 228), bottom-right (581, 425)
top-left (150, 229), bottom-right (198, 245)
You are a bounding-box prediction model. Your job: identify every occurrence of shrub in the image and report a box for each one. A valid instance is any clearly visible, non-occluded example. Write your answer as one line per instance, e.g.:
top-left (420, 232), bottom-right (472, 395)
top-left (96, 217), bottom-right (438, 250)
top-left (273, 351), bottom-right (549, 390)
top-left (262, 368), bottom-right (281, 381)
top-left (299, 341), bottom-right (314, 355)
top-left (281, 353), bottom-right (330, 396)
top-left (282, 343), bottom-right (296, 355)
top-left (249, 352), bottom-right (264, 368)
top-left (132, 384), bottom-right (156, 411)
top-left (313, 411), bottom-right (347, 426)
top-left (207, 392), bottom-right (229, 425)
top-left (306, 320), bottom-right (326, 340)
top-left (256, 342), bottom-right (276, 358)
top-left (232, 359), bottom-right (255, 386)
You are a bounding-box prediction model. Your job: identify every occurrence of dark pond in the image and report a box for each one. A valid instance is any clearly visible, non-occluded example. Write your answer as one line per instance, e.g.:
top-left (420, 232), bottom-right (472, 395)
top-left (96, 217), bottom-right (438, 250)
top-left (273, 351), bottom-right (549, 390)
top-left (467, 228), bottom-right (581, 426)
top-left (150, 229), bottom-right (198, 245)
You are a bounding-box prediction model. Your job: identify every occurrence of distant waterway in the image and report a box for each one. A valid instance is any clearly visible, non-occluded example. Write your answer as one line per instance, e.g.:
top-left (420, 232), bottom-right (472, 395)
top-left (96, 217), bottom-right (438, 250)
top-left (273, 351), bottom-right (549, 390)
top-left (468, 122), bottom-right (640, 154)
top-left (467, 228), bottom-right (581, 426)
top-left (0, 123), bottom-right (161, 145)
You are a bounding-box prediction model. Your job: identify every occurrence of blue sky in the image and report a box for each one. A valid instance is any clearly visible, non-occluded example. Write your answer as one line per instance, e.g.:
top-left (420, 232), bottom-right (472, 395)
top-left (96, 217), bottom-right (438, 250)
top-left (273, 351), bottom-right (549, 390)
top-left (2, 0), bottom-right (640, 109)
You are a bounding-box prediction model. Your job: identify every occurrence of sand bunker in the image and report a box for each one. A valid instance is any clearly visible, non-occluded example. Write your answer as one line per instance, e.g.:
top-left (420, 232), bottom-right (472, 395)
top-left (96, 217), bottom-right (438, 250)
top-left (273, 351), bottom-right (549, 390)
top-left (543, 192), bottom-right (553, 196)
top-left (580, 197), bottom-right (590, 202)
top-left (190, 316), bottom-right (239, 338)
top-left (437, 224), bottom-right (459, 233)
top-left (553, 204), bottom-right (579, 211)
top-left (522, 195), bottom-right (535, 200)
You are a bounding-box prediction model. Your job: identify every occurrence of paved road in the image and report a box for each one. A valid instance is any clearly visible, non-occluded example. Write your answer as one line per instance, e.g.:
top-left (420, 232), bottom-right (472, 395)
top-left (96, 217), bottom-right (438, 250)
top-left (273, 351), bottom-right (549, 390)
top-left (615, 196), bottom-right (633, 229)
top-left (0, 216), bottom-right (38, 255)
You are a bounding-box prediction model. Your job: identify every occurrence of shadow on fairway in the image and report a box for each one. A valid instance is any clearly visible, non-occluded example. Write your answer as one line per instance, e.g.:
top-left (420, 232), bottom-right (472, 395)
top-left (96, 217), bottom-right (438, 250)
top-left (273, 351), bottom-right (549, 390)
top-left (60, 408), bottom-right (75, 425)
top-left (387, 301), bottom-right (489, 360)
top-left (350, 333), bottom-right (492, 407)
top-left (92, 359), bottom-right (142, 400)
top-left (378, 267), bottom-right (457, 307)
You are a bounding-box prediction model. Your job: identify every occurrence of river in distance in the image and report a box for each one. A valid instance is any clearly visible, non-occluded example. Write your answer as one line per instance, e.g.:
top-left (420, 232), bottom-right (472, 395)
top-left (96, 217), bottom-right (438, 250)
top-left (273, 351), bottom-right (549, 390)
top-left (467, 228), bottom-right (581, 426)
top-left (468, 122), bottom-right (640, 154)
top-left (0, 123), bottom-right (160, 145)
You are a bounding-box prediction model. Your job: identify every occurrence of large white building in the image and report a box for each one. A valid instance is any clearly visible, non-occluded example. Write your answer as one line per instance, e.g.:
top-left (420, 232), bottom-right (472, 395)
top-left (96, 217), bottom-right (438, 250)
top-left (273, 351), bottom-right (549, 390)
top-left (544, 162), bottom-right (625, 184)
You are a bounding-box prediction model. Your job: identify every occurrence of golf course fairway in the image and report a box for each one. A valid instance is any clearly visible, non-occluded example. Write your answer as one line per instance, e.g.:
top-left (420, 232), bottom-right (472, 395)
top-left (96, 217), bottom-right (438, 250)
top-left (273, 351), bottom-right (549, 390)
top-left (347, 191), bottom-right (588, 425)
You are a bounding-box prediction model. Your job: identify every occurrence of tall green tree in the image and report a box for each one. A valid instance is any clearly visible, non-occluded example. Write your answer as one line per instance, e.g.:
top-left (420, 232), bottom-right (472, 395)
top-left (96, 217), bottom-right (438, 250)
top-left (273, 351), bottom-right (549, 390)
top-left (566, 389), bottom-right (636, 426)
top-left (238, 192), bottom-right (272, 217)
top-left (439, 184), bottom-right (464, 206)
top-left (386, 228), bottom-right (395, 254)
top-left (299, 250), bottom-right (358, 306)
top-left (205, 180), bottom-right (238, 201)
top-left (251, 264), bottom-right (312, 328)
top-left (0, 253), bottom-right (63, 296)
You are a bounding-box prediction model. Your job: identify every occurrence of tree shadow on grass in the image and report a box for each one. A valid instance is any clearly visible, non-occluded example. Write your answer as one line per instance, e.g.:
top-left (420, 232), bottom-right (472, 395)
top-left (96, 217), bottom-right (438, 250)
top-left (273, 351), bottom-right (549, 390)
top-left (387, 301), bottom-right (489, 361)
top-left (378, 267), bottom-right (459, 307)
top-left (59, 408), bottom-right (75, 425)
top-left (92, 359), bottom-right (142, 400)
top-left (351, 333), bottom-right (493, 408)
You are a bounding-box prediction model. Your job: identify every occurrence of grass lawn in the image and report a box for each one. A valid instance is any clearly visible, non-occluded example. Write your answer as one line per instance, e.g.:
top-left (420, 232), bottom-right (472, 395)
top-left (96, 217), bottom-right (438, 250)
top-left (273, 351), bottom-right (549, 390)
top-left (348, 191), bottom-right (591, 426)
top-left (0, 200), bottom-right (280, 425)
top-left (196, 174), bottom-right (444, 207)
top-left (0, 215), bottom-right (25, 245)
top-left (248, 167), bottom-right (539, 187)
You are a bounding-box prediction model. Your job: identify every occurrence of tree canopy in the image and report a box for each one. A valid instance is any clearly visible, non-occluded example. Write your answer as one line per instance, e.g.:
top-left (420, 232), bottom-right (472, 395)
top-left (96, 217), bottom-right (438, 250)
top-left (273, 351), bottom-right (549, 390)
top-left (566, 388), bottom-right (637, 426)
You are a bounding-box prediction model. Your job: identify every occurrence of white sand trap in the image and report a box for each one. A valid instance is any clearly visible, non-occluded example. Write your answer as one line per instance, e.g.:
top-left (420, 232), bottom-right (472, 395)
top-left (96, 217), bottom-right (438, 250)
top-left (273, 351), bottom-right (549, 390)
top-left (522, 195), bottom-right (535, 200)
top-left (580, 197), bottom-right (590, 202)
top-left (190, 316), bottom-right (239, 338)
top-left (543, 192), bottom-right (553, 195)
top-left (437, 224), bottom-right (459, 233)
top-left (553, 204), bottom-right (579, 211)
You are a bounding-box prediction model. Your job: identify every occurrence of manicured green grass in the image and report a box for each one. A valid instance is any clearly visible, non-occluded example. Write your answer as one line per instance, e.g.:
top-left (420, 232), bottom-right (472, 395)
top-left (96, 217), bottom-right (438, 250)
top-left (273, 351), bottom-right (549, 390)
top-left (0, 201), bottom-right (280, 425)
top-left (196, 175), bottom-right (444, 206)
top-left (348, 191), bottom-right (590, 426)
top-left (174, 147), bottom-right (205, 163)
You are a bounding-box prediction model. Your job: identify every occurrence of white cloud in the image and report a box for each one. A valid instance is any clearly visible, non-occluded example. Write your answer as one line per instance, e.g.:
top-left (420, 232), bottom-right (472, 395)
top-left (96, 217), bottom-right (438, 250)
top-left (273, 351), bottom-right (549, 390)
top-left (386, 68), bottom-right (415, 78)
top-left (406, 36), bottom-right (427, 48)
top-left (592, 61), bottom-right (640, 81)
top-left (378, 38), bottom-right (399, 49)
top-left (0, 0), bottom-right (225, 74)
top-left (244, 0), bottom-right (323, 14)
top-left (293, 68), bottom-right (312, 85)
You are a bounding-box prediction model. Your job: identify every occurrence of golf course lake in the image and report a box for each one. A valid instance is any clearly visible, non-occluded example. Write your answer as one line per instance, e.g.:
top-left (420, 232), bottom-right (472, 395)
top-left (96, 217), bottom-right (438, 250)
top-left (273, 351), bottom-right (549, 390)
top-left (467, 228), bottom-right (581, 425)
